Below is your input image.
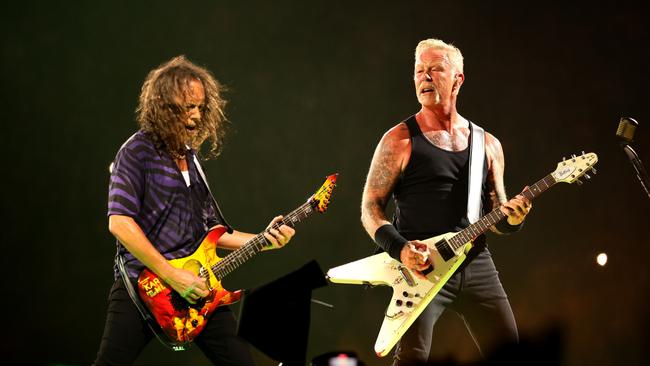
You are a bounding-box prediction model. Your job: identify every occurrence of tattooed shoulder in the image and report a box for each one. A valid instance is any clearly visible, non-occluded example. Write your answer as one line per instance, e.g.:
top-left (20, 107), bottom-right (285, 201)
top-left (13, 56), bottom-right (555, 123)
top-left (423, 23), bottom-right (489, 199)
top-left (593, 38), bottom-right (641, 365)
top-left (366, 126), bottom-right (409, 192)
top-left (485, 132), bottom-right (507, 205)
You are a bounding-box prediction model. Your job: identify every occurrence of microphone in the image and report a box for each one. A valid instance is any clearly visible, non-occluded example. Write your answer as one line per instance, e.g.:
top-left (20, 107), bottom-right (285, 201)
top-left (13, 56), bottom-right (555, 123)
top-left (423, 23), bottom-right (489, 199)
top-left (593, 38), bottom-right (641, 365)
top-left (616, 117), bottom-right (638, 144)
top-left (616, 117), bottom-right (650, 199)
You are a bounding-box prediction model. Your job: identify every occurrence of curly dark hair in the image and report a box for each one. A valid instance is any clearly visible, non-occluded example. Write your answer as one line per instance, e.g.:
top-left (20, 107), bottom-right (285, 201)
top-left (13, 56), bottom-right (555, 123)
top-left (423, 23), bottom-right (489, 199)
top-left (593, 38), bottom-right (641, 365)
top-left (136, 55), bottom-right (229, 159)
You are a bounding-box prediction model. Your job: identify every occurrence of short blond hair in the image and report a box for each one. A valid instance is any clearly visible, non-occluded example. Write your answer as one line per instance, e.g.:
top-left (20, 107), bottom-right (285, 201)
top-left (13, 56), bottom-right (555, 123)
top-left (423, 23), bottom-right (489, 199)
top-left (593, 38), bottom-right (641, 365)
top-left (415, 38), bottom-right (464, 73)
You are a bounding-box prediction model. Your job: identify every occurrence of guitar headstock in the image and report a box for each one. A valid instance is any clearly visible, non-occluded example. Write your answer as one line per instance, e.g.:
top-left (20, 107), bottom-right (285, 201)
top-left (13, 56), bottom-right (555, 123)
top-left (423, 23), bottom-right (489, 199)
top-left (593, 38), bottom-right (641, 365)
top-left (551, 152), bottom-right (598, 184)
top-left (309, 173), bottom-right (338, 213)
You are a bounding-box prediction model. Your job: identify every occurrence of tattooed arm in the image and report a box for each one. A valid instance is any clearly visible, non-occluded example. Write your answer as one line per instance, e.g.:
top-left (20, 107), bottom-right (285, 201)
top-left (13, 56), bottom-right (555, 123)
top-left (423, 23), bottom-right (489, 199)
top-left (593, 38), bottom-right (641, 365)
top-left (485, 132), bottom-right (508, 209)
top-left (485, 132), bottom-right (532, 234)
top-left (361, 123), bottom-right (411, 236)
top-left (361, 123), bottom-right (432, 271)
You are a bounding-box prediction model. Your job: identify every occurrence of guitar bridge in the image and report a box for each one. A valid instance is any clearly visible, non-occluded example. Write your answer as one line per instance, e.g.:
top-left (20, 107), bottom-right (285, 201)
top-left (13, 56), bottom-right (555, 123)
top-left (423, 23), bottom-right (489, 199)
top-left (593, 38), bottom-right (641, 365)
top-left (199, 267), bottom-right (213, 291)
top-left (397, 266), bottom-right (416, 287)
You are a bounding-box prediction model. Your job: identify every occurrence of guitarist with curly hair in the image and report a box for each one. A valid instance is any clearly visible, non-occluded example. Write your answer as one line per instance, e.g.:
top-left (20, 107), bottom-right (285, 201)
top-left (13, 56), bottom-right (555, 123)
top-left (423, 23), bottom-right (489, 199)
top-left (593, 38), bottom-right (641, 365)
top-left (94, 55), bottom-right (295, 366)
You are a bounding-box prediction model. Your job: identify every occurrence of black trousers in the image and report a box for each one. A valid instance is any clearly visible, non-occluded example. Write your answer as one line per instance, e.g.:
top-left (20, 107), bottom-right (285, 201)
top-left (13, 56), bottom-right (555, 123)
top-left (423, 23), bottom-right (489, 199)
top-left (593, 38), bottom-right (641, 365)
top-left (393, 248), bottom-right (519, 366)
top-left (93, 278), bottom-right (255, 366)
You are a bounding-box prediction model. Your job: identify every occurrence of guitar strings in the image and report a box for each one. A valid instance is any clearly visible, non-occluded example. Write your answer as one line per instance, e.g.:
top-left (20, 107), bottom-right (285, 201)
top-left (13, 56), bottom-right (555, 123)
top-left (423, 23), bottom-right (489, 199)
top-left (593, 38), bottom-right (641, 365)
top-left (448, 174), bottom-right (555, 250)
top-left (212, 202), bottom-right (316, 279)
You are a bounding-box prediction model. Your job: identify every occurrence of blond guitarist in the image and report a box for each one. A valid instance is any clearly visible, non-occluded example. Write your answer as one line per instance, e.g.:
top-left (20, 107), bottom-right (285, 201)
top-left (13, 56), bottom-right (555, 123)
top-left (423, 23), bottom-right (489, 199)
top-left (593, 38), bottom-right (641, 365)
top-left (361, 38), bottom-right (532, 365)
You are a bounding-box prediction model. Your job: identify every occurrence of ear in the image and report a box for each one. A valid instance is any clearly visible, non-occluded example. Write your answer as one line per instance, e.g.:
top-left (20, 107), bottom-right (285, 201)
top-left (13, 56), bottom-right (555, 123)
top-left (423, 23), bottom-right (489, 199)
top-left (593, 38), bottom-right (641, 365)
top-left (452, 73), bottom-right (465, 94)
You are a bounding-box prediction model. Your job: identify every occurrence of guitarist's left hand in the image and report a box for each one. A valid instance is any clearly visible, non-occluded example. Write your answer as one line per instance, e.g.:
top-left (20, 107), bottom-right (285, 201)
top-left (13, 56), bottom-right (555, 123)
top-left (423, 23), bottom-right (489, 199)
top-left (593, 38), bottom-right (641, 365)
top-left (500, 191), bottom-right (532, 225)
top-left (262, 215), bottom-right (296, 250)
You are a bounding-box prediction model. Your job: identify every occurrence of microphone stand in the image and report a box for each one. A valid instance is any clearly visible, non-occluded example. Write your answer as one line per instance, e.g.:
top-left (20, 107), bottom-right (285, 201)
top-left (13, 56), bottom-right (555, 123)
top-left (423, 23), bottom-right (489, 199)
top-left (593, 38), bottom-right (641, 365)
top-left (621, 143), bottom-right (650, 200)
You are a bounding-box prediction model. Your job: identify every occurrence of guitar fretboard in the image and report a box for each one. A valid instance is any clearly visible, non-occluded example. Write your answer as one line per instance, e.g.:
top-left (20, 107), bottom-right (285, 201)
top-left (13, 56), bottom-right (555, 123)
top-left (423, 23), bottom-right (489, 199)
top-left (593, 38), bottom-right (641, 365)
top-left (447, 173), bottom-right (557, 250)
top-left (211, 201), bottom-right (315, 280)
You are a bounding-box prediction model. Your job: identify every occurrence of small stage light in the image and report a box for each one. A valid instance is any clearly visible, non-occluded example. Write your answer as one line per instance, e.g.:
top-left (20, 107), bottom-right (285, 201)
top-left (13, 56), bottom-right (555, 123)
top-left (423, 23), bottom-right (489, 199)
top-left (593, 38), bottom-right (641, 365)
top-left (596, 253), bottom-right (608, 266)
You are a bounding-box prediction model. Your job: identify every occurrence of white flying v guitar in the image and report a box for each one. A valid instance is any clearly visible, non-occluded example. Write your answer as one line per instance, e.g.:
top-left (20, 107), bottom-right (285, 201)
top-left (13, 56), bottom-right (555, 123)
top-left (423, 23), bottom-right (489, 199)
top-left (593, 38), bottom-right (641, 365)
top-left (327, 152), bottom-right (598, 357)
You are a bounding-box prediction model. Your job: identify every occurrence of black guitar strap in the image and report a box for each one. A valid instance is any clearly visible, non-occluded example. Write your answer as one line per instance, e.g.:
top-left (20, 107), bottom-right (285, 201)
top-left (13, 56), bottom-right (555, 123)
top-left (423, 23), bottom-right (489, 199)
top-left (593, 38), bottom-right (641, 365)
top-left (116, 252), bottom-right (187, 350)
top-left (116, 254), bottom-right (151, 322)
top-left (192, 152), bottom-right (234, 234)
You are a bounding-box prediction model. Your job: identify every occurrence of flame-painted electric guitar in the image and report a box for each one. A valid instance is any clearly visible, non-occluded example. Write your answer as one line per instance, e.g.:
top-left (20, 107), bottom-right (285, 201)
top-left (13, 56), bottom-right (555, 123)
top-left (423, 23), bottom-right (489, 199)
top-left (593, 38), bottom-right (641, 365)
top-left (137, 174), bottom-right (338, 350)
top-left (327, 153), bottom-right (597, 357)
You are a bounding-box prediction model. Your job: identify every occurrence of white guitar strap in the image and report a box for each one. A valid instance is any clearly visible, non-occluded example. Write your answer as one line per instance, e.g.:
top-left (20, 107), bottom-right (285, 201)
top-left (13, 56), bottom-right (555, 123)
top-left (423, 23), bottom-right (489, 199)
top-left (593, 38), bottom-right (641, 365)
top-left (467, 121), bottom-right (485, 224)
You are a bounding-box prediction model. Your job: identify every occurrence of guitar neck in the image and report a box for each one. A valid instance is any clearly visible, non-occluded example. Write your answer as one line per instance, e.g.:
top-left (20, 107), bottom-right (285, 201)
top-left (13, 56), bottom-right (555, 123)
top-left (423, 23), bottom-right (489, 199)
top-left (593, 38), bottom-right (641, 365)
top-left (212, 201), bottom-right (316, 280)
top-left (448, 173), bottom-right (557, 250)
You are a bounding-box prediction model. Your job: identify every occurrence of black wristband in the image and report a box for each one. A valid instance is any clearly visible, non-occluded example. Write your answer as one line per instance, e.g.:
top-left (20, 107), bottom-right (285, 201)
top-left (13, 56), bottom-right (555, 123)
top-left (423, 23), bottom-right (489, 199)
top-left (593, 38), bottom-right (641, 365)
top-left (495, 219), bottom-right (524, 234)
top-left (374, 224), bottom-right (408, 260)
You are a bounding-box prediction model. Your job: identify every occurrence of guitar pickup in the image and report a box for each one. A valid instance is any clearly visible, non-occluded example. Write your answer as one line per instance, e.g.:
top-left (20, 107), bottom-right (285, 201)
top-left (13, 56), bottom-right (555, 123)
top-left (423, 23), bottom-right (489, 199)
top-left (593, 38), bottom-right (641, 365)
top-left (435, 238), bottom-right (455, 261)
top-left (397, 266), bottom-right (417, 287)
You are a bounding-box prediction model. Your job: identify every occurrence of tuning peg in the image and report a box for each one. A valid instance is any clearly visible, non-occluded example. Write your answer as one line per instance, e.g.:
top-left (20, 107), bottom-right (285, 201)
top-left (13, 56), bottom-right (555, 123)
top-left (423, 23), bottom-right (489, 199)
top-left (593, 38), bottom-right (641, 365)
top-left (581, 150), bottom-right (585, 156)
top-left (591, 167), bottom-right (597, 174)
top-left (584, 174), bottom-right (591, 180)
top-left (576, 179), bottom-right (583, 185)
top-left (571, 154), bottom-right (577, 161)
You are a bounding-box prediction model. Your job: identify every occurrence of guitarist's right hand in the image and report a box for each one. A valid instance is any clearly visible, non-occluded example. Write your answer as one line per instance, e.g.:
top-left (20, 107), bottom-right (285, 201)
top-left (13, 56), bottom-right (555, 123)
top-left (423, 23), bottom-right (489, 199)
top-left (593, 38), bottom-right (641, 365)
top-left (400, 241), bottom-right (431, 273)
top-left (163, 267), bottom-right (210, 304)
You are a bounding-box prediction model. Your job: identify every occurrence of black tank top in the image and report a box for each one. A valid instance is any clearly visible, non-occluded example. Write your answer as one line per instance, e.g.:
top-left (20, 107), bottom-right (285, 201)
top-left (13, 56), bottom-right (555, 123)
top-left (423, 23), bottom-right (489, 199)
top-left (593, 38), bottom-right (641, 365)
top-left (393, 115), bottom-right (490, 241)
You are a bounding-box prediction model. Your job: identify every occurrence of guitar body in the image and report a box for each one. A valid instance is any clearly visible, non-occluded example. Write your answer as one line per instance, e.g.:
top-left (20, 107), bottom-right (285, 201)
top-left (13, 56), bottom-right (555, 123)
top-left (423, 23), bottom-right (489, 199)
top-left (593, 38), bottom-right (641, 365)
top-left (327, 232), bottom-right (473, 356)
top-left (137, 226), bottom-right (242, 346)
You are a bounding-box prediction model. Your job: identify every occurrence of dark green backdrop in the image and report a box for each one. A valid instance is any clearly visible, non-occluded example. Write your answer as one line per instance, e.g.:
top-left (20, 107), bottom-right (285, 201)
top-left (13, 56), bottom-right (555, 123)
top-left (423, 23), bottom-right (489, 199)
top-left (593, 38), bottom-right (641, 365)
top-left (2, 1), bottom-right (649, 365)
